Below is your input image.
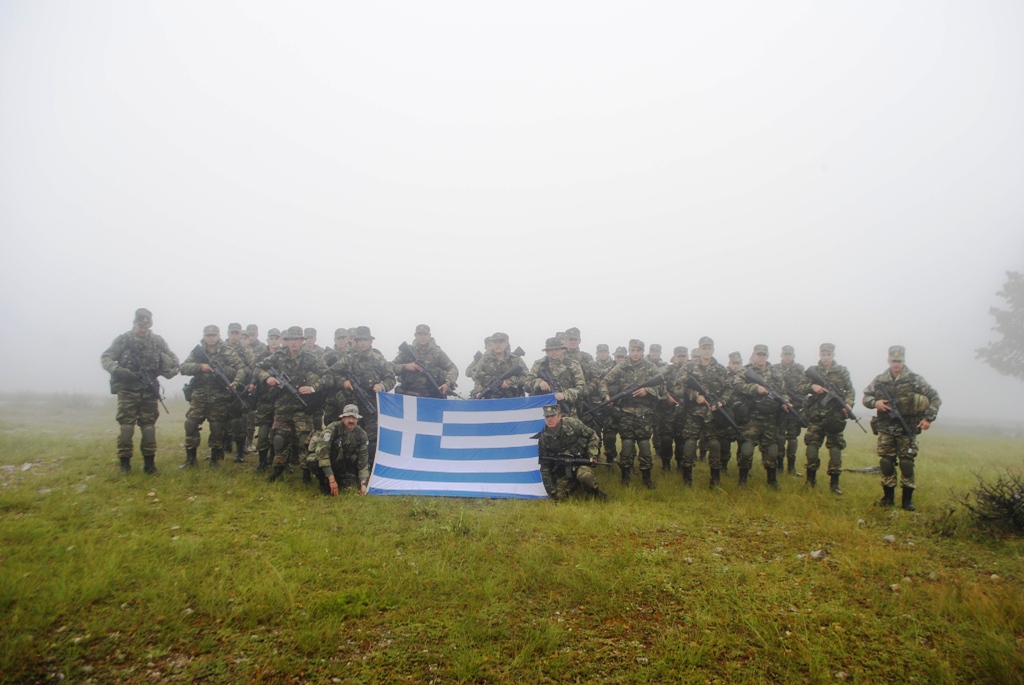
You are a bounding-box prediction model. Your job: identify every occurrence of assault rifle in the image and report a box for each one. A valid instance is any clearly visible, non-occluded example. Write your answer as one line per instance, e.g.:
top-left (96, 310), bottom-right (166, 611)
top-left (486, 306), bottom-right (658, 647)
top-left (399, 341), bottom-right (455, 399)
top-left (539, 454), bottom-right (614, 470)
top-left (874, 385), bottom-right (917, 456)
top-left (805, 367), bottom-right (867, 433)
top-left (344, 373), bottom-right (377, 417)
top-left (265, 366), bottom-right (309, 408)
top-left (473, 364), bottom-right (525, 399)
top-left (512, 346), bottom-right (526, 358)
top-left (537, 365), bottom-right (563, 395)
top-left (192, 345), bottom-right (248, 408)
top-left (124, 350), bottom-right (169, 414)
top-left (681, 376), bottom-right (746, 441)
top-left (584, 374), bottom-right (664, 416)
top-left (742, 368), bottom-right (808, 426)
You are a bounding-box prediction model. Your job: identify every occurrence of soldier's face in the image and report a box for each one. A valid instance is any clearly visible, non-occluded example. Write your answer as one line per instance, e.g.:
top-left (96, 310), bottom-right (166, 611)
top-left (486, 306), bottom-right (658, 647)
top-left (545, 348), bottom-right (564, 360)
top-left (596, 350), bottom-right (609, 360)
top-left (753, 352), bottom-right (769, 368)
top-left (566, 336), bottom-right (581, 351)
top-left (819, 350), bottom-right (834, 368)
top-left (133, 323), bottom-right (150, 336)
top-left (729, 360), bottom-right (742, 372)
top-left (303, 337), bottom-right (316, 348)
top-left (414, 332), bottom-right (430, 345)
top-left (268, 336), bottom-right (280, 350)
top-left (628, 347), bottom-right (643, 362)
top-left (355, 338), bottom-right (372, 351)
top-left (614, 356), bottom-right (626, 364)
top-left (342, 416), bottom-right (358, 430)
top-left (204, 333), bottom-right (220, 346)
top-left (229, 331), bottom-right (241, 344)
top-left (544, 413), bottom-right (562, 429)
top-left (336, 336), bottom-right (349, 349)
top-left (287, 338), bottom-right (303, 354)
top-left (889, 359), bottom-right (904, 376)
top-left (700, 345), bottom-right (713, 363)
top-left (492, 340), bottom-right (508, 354)
top-left (781, 352), bottom-right (794, 365)
top-left (648, 349), bottom-right (661, 361)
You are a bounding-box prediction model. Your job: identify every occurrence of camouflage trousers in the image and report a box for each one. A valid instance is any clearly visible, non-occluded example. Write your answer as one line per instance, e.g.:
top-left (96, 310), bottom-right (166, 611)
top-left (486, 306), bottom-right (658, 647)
top-left (361, 415), bottom-right (379, 467)
top-left (254, 398), bottom-right (276, 453)
top-left (739, 416), bottom-right (779, 470)
top-left (272, 411), bottom-right (314, 467)
top-left (877, 432), bottom-right (918, 489)
top-left (617, 407), bottom-right (655, 471)
top-left (803, 422), bottom-right (847, 475)
top-left (184, 393), bottom-right (230, 450)
top-left (306, 455), bottom-right (363, 493)
top-left (680, 411), bottom-right (724, 469)
top-left (777, 411), bottom-right (803, 464)
top-left (542, 463), bottom-right (599, 501)
top-left (115, 389), bottom-right (159, 459)
top-left (226, 399), bottom-right (249, 446)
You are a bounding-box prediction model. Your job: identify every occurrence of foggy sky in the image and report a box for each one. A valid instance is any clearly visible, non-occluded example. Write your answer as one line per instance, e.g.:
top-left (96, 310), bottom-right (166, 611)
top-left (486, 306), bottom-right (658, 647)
top-left (1, 1), bottom-right (1022, 422)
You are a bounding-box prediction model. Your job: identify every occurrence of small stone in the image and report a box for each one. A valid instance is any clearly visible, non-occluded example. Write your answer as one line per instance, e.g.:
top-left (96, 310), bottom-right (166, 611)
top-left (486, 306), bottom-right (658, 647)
top-left (835, 671), bottom-right (848, 680)
top-left (147, 491), bottom-right (156, 497)
top-left (928, 572), bottom-right (938, 581)
top-left (902, 577), bottom-right (912, 584)
top-left (66, 546), bottom-right (75, 552)
top-left (171, 536), bottom-right (179, 541)
top-left (796, 554), bottom-right (807, 559)
top-left (883, 535), bottom-right (896, 544)
top-left (890, 584), bottom-right (900, 592)
top-left (21, 463), bottom-right (32, 471)
top-left (857, 519), bottom-right (866, 526)
top-left (810, 550), bottom-right (825, 559)
top-left (991, 574), bottom-right (1000, 581)
top-left (187, 496), bottom-right (196, 502)
top-left (170, 526), bottom-right (180, 531)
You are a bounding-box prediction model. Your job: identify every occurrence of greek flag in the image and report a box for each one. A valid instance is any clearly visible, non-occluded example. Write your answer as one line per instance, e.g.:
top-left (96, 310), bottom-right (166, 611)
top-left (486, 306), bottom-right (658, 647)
top-left (368, 393), bottom-right (554, 499)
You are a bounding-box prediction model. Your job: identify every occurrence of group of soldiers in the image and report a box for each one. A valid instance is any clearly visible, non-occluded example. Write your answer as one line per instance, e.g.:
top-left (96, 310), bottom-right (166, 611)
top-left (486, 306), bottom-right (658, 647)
top-left (102, 310), bottom-right (941, 510)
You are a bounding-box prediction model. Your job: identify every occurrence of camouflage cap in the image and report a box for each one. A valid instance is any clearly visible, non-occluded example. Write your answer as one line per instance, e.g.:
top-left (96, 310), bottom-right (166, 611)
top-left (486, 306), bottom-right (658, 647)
top-left (353, 325), bottom-right (373, 340)
top-left (543, 337), bottom-right (566, 351)
top-left (228, 322), bottom-right (242, 333)
top-left (728, 351), bottom-right (742, 363)
top-left (781, 345), bottom-right (794, 355)
top-left (490, 331), bottom-right (509, 342)
top-left (334, 328), bottom-right (348, 339)
top-left (753, 344), bottom-right (769, 355)
top-left (267, 328), bottom-right (281, 338)
top-left (415, 324), bottom-right (431, 334)
top-left (542, 404), bottom-right (562, 417)
top-left (347, 327), bottom-right (358, 336)
top-left (628, 339), bottom-right (645, 350)
top-left (820, 342), bottom-right (836, 353)
top-left (134, 308), bottom-right (153, 328)
top-left (483, 336), bottom-right (493, 345)
top-left (340, 404), bottom-right (362, 419)
top-left (614, 346), bottom-right (628, 357)
top-left (596, 343), bottom-right (609, 353)
top-left (303, 327), bottom-right (317, 338)
top-left (203, 324), bottom-right (220, 336)
top-left (565, 327), bottom-right (581, 338)
top-left (245, 324), bottom-right (258, 335)
top-left (282, 325), bottom-right (305, 340)
top-left (674, 346), bottom-right (688, 357)
top-left (888, 345), bottom-right (906, 361)
top-left (698, 336), bottom-right (714, 348)
top-left (649, 343), bottom-right (662, 352)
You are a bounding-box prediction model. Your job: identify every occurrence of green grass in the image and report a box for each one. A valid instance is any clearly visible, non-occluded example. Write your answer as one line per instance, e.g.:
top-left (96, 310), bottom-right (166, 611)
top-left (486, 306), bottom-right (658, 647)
top-left (1, 397), bottom-right (1023, 684)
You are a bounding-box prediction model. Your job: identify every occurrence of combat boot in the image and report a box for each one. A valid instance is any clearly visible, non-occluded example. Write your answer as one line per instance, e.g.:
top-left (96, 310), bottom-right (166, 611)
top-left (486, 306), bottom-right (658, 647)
top-left (267, 464), bottom-right (286, 482)
top-left (681, 467), bottom-right (693, 487)
top-left (737, 468), bottom-right (749, 487)
top-left (661, 456), bottom-right (672, 472)
top-left (179, 448), bottom-right (198, 469)
top-left (619, 466), bottom-right (631, 486)
top-left (709, 469), bottom-right (720, 489)
top-left (787, 456), bottom-right (802, 477)
top-left (805, 470), bottom-right (817, 487)
top-left (720, 459), bottom-right (729, 475)
top-left (302, 468), bottom-right (312, 485)
top-left (829, 473), bottom-right (842, 495)
top-left (118, 457), bottom-right (131, 474)
top-left (641, 469), bottom-right (654, 490)
top-left (766, 466), bottom-right (781, 490)
top-left (592, 488), bottom-right (609, 502)
top-left (223, 436), bottom-right (233, 454)
top-left (901, 487), bottom-right (915, 511)
top-left (210, 448), bottom-right (224, 468)
top-left (234, 441), bottom-right (246, 463)
top-left (256, 450), bottom-right (269, 473)
top-left (143, 455), bottom-right (159, 475)
top-left (875, 485), bottom-right (896, 507)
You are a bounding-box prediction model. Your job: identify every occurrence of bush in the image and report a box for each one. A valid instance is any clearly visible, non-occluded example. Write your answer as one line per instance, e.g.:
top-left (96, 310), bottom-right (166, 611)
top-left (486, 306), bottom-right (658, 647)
top-left (954, 468), bottom-right (1024, 533)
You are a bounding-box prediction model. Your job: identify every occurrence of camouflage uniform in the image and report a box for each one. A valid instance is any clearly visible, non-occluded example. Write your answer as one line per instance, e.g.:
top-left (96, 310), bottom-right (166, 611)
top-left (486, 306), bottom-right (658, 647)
top-left (100, 309), bottom-right (179, 473)
top-left (591, 348), bottom-right (619, 461)
top-left (798, 351), bottom-right (854, 488)
top-left (256, 328), bottom-right (329, 478)
top-left (179, 328), bottom-right (247, 466)
top-left (718, 352), bottom-right (749, 474)
top-left (656, 346), bottom-right (687, 471)
top-left (307, 417), bottom-right (370, 494)
top-left (525, 353), bottom-right (586, 417)
top-left (599, 341), bottom-right (663, 486)
top-left (251, 331), bottom-right (280, 471)
top-left (392, 326), bottom-right (459, 397)
top-left (225, 323), bottom-right (256, 461)
top-left (862, 346), bottom-right (941, 509)
top-left (302, 328), bottom-right (327, 431)
top-left (673, 346), bottom-right (733, 487)
top-left (732, 347), bottom-right (790, 488)
top-left (537, 409), bottom-right (604, 501)
top-left (471, 348), bottom-right (529, 399)
top-left (327, 328), bottom-right (396, 466)
top-left (243, 324), bottom-right (267, 452)
top-left (774, 346), bottom-right (805, 476)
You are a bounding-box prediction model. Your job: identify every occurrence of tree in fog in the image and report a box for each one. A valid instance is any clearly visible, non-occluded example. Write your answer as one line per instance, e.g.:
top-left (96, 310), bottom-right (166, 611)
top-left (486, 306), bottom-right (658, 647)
top-left (977, 270), bottom-right (1024, 382)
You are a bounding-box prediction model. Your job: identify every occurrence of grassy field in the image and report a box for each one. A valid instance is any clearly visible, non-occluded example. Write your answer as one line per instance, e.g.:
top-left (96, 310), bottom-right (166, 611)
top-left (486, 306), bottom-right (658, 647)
top-left (1, 395), bottom-right (1023, 684)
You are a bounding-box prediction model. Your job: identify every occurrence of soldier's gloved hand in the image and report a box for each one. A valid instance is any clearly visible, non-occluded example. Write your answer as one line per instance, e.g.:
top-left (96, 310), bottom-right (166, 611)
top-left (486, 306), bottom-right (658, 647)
top-left (112, 366), bottom-right (132, 381)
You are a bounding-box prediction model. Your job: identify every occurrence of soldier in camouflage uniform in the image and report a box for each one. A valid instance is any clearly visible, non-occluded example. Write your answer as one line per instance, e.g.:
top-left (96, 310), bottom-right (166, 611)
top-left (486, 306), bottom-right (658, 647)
top-left (659, 346), bottom-right (688, 472)
top-left (101, 308), bottom-right (179, 474)
top-left (733, 344), bottom-right (791, 489)
top-left (179, 325), bottom-right (247, 468)
top-left (302, 327), bottom-right (327, 431)
top-left (257, 326), bottom-right (329, 483)
top-left (718, 351), bottom-right (748, 475)
top-left (466, 337), bottom-right (492, 381)
top-left (599, 339), bottom-right (664, 489)
top-left (224, 322), bottom-right (256, 462)
top-left (536, 404), bottom-right (607, 501)
top-left (775, 345), bottom-right (805, 477)
top-left (307, 404), bottom-right (370, 496)
top-left (471, 332), bottom-right (528, 399)
top-left (564, 327), bottom-right (600, 430)
top-left (393, 324), bottom-right (459, 397)
top-left (242, 324), bottom-right (267, 453)
top-left (525, 337), bottom-right (586, 418)
top-left (250, 328), bottom-right (281, 472)
top-left (323, 328), bottom-right (351, 368)
top-left (327, 326), bottom-right (395, 466)
top-left (797, 343), bottom-right (854, 494)
top-left (590, 344), bottom-right (617, 462)
top-left (672, 337), bottom-right (733, 488)
top-left (862, 345), bottom-right (941, 511)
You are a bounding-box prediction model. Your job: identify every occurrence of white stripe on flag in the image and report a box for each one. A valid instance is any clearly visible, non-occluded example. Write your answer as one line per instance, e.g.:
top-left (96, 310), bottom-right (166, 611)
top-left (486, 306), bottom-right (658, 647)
top-left (439, 434), bottom-right (540, 449)
top-left (375, 451), bottom-right (540, 474)
top-left (442, 408), bottom-right (545, 424)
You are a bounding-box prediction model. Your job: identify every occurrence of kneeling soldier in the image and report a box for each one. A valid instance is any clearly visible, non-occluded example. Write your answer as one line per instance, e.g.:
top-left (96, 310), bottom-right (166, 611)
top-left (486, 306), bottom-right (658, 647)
top-left (307, 404), bottom-right (370, 496)
top-left (537, 404), bottom-right (608, 501)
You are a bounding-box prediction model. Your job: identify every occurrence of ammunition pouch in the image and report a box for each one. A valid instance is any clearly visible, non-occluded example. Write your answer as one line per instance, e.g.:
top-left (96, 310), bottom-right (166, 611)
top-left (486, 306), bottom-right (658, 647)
top-left (183, 379), bottom-right (195, 402)
top-left (869, 415), bottom-right (879, 435)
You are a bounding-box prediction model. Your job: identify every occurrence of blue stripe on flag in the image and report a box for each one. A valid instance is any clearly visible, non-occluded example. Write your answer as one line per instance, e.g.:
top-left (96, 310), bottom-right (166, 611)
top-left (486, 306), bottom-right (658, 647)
top-left (441, 421), bottom-right (541, 437)
top-left (378, 393), bottom-right (404, 418)
top-left (378, 427), bottom-right (402, 455)
top-left (437, 396), bottom-right (556, 412)
top-left (412, 435), bottom-right (540, 461)
top-left (368, 488), bottom-right (544, 499)
top-left (373, 464), bottom-right (542, 484)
